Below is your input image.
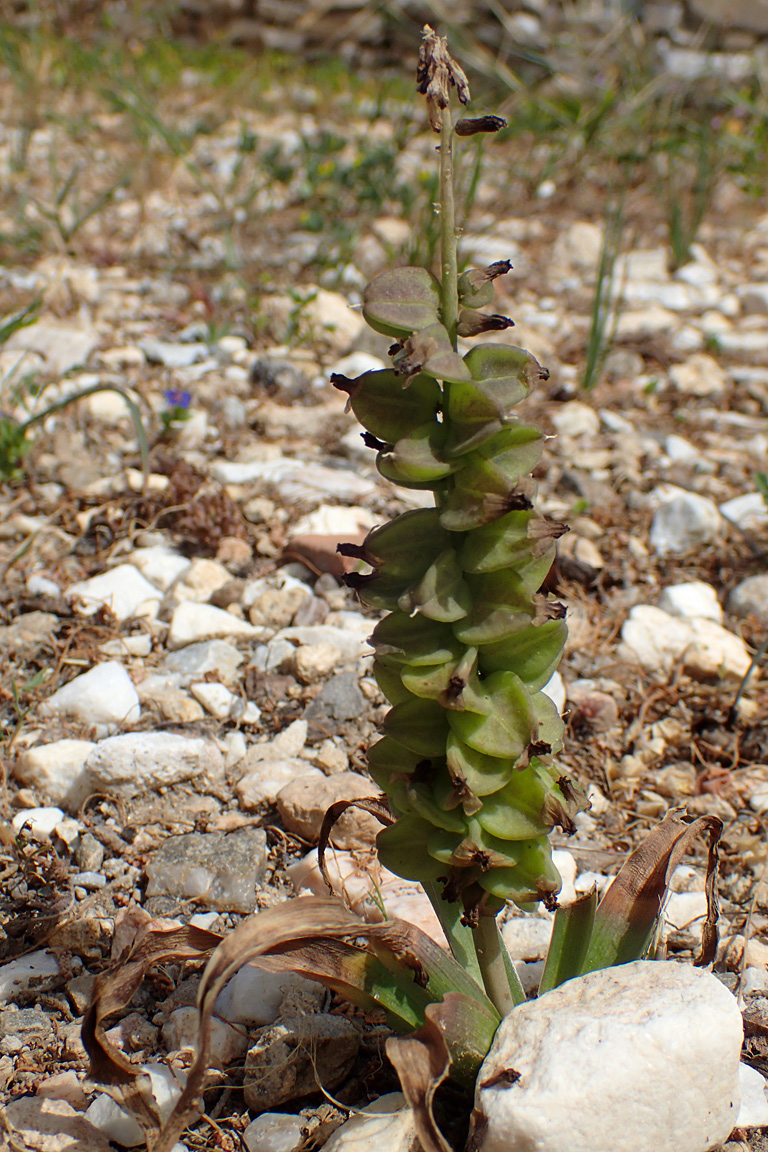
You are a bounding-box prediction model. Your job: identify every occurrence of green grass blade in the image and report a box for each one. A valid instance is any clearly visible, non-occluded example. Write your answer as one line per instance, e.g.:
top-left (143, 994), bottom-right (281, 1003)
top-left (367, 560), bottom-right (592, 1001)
top-left (20, 384), bottom-right (149, 485)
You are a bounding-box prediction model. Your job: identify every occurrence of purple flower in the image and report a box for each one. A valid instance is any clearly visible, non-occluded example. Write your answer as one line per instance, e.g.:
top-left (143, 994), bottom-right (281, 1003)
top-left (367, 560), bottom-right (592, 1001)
top-left (163, 389), bottom-right (192, 409)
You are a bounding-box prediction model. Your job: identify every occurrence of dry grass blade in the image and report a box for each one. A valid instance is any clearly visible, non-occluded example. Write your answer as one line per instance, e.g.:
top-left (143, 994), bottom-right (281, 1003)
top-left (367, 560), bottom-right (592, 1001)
top-left (583, 808), bottom-right (723, 973)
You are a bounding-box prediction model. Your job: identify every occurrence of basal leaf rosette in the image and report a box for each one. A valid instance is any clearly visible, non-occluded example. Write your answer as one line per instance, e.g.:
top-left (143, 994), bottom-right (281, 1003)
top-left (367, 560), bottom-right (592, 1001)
top-left (333, 265), bottom-right (586, 924)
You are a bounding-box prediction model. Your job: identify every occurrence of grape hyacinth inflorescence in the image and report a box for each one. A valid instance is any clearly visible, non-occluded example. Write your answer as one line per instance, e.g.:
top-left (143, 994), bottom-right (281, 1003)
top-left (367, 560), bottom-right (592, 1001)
top-left (331, 28), bottom-right (586, 991)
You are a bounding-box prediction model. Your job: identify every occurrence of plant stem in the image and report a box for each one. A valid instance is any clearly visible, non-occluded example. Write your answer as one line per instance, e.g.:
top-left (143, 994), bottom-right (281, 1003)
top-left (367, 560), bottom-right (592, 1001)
top-left (423, 879), bottom-right (483, 987)
top-left (474, 915), bottom-right (525, 1016)
top-left (439, 105), bottom-right (458, 351)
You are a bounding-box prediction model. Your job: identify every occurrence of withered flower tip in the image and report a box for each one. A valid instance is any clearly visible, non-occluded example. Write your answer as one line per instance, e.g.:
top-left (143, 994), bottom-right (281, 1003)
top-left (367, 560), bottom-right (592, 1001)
top-left (417, 24), bottom-right (471, 132)
top-left (455, 116), bottom-right (507, 137)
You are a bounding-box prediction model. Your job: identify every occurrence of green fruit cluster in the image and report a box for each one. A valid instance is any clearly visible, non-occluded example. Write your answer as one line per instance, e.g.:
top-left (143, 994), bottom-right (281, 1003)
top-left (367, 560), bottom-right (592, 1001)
top-left (332, 263), bottom-right (586, 924)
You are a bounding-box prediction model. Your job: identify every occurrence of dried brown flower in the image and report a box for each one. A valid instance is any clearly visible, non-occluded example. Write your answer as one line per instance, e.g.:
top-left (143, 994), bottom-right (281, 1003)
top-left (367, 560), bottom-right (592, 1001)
top-left (417, 24), bottom-right (471, 132)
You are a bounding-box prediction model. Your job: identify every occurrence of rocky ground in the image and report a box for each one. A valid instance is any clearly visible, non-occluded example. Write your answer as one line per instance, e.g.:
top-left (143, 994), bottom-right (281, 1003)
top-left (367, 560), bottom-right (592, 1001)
top-left (3, 10), bottom-right (768, 1152)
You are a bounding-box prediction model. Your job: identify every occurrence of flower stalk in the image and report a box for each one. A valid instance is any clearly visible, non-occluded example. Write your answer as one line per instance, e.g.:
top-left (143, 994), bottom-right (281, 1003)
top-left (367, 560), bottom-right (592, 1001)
top-left (333, 25), bottom-right (586, 1013)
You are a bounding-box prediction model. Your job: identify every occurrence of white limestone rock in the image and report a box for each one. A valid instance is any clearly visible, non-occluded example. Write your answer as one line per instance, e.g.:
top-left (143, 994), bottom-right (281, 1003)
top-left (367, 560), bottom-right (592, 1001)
top-left (66, 565), bottom-right (161, 620)
top-left (236, 758), bottom-right (311, 809)
top-left (162, 1006), bottom-right (247, 1068)
top-left (276, 772), bottom-right (381, 848)
top-left (127, 545), bottom-right (191, 590)
top-left (729, 574), bottom-right (768, 618)
top-left (321, 1094), bottom-right (418, 1152)
top-left (39, 661), bottom-right (140, 729)
top-left (649, 492), bottom-right (722, 555)
top-left (168, 601), bottom-right (264, 649)
top-left (243, 1112), bottom-right (307, 1152)
top-left (162, 638), bottom-right (245, 682)
top-left (658, 581), bottom-right (723, 623)
top-left (0, 949), bottom-right (60, 1004)
top-left (720, 492), bottom-right (768, 530)
top-left (550, 401), bottom-right (599, 438)
top-left (472, 961), bottom-right (743, 1152)
top-left (11, 807), bottom-right (65, 839)
top-left (14, 739), bottom-right (96, 806)
top-left (215, 964), bottom-right (324, 1028)
top-left (619, 605), bottom-right (751, 681)
top-left (82, 732), bottom-right (224, 798)
top-left (668, 353), bottom-right (727, 396)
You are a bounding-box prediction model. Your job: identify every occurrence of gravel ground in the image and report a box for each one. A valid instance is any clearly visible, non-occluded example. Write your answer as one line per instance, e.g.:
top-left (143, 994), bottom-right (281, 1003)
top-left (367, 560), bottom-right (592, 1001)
top-left (2, 19), bottom-right (768, 1151)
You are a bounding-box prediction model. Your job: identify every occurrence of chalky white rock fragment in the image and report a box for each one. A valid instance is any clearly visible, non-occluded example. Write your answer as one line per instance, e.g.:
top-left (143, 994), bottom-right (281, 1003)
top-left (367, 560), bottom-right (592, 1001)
top-left (658, 581), bottom-right (723, 623)
top-left (86, 1062), bottom-right (189, 1148)
top-left (11, 807), bottom-right (64, 839)
top-left (39, 661), bottom-right (140, 728)
top-left (473, 961), bottom-right (742, 1152)
top-left (649, 492), bottom-right (722, 555)
top-left (66, 565), bottom-right (162, 620)
top-left (321, 1093), bottom-right (418, 1152)
top-left (243, 1111), bottom-right (307, 1152)
top-left (14, 739), bottom-right (96, 805)
top-left (619, 605), bottom-right (750, 680)
top-left (83, 731), bottom-right (224, 797)
top-left (168, 601), bottom-right (264, 648)
top-left (0, 949), bottom-right (60, 1003)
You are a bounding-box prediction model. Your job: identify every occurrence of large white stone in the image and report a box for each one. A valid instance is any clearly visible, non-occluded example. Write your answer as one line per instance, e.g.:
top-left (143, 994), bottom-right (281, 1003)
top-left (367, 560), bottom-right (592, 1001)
top-left (473, 961), bottom-right (742, 1152)
top-left (649, 492), bottom-right (722, 555)
top-left (128, 545), bottom-right (191, 590)
top-left (66, 565), bottom-right (161, 620)
top-left (321, 1093), bottom-right (418, 1152)
top-left (168, 601), bottom-right (264, 649)
top-left (720, 492), bottom-right (768, 530)
top-left (39, 662), bottom-right (140, 728)
top-left (14, 739), bottom-right (96, 805)
top-left (0, 949), bottom-right (60, 1003)
top-left (619, 605), bottom-right (751, 681)
top-left (215, 964), bottom-right (323, 1028)
top-left (83, 732), bottom-right (224, 798)
top-left (658, 581), bottom-right (723, 623)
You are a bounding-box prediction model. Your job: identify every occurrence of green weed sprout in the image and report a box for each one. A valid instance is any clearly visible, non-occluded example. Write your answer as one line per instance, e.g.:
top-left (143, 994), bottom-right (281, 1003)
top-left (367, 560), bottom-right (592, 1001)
top-left (0, 303), bottom-right (149, 484)
top-left (331, 27), bottom-right (587, 1013)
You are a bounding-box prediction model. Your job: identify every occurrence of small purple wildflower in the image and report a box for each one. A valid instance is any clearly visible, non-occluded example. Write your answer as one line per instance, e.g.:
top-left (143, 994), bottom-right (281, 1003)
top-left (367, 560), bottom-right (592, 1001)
top-left (163, 389), bottom-right (192, 409)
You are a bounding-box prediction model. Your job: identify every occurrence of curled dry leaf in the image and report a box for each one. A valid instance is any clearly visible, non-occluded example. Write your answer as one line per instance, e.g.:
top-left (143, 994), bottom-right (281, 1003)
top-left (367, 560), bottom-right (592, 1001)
top-left (317, 794), bottom-right (394, 895)
top-left (82, 915), bottom-right (222, 1144)
top-left (582, 807), bottom-right (723, 973)
top-left (83, 896), bottom-right (500, 1152)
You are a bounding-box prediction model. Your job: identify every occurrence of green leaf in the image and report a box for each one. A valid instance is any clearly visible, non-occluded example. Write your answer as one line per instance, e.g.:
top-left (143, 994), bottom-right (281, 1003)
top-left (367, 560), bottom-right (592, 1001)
top-left (539, 890), bottom-right (597, 995)
top-left (756, 471), bottom-right (768, 507)
top-left (363, 267), bottom-right (442, 338)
